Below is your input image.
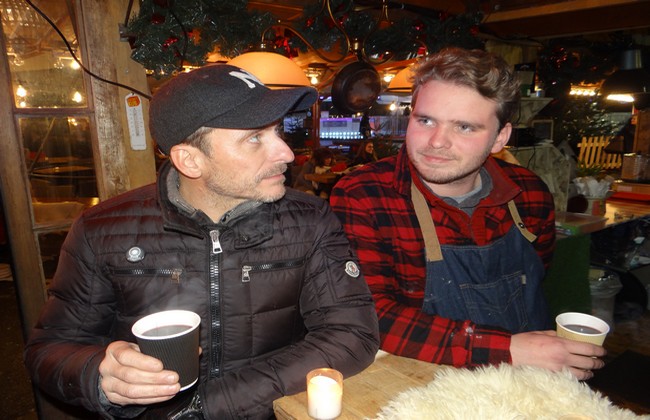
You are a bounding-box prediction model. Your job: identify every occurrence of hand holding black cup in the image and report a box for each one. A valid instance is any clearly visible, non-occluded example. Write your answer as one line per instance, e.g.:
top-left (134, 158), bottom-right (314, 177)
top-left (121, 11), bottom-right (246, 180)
top-left (132, 310), bottom-right (201, 390)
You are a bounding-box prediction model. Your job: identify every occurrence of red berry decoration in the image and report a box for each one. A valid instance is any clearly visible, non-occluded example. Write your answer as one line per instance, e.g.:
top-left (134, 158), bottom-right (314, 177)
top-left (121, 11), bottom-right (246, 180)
top-left (151, 13), bottom-right (165, 24)
top-left (163, 36), bottom-right (178, 49)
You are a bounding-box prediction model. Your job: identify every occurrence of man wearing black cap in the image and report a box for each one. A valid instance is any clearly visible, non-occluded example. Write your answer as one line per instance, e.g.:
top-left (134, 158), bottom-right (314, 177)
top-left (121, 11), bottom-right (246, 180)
top-left (25, 65), bottom-right (379, 419)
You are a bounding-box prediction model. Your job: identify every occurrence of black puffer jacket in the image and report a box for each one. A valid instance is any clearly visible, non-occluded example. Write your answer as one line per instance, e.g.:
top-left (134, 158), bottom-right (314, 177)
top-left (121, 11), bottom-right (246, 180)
top-left (25, 162), bottom-right (379, 419)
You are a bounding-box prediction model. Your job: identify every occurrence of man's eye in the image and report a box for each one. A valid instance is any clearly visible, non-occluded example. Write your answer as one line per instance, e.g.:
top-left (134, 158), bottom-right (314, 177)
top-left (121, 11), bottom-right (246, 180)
top-left (458, 124), bottom-right (474, 133)
top-left (249, 134), bottom-right (261, 143)
top-left (417, 117), bottom-right (433, 126)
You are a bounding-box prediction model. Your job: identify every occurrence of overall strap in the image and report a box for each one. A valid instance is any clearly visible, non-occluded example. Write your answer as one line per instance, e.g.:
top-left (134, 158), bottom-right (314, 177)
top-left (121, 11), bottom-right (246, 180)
top-left (411, 182), bottom-right (443, 262)
top-left (507, 200), bottom-right (537, 243)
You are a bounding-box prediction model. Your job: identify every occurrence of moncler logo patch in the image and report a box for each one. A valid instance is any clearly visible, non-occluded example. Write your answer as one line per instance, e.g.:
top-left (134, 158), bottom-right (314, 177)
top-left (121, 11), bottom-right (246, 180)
top-left (126, 246), bottom-right (145, 262)
top-left (345, 261), bottom-right (360, 278)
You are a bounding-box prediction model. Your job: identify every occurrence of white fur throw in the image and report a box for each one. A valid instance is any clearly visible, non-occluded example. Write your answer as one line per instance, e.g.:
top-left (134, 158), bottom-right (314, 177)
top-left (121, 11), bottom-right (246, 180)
top-left (376, 363), bottom-right (649, 420)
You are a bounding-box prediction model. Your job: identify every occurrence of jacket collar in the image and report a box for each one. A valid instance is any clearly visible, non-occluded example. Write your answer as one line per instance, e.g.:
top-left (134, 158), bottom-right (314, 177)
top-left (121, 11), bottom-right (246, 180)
top-left (157, 160), bottom-right (273, 247)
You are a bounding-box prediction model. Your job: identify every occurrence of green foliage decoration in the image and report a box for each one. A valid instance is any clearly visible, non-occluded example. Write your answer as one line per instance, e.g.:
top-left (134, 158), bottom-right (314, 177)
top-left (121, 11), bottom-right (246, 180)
top-left (126, 0), bottom-right (276, 77)
top-left (550, 97), bottom-right (620, 151)
top-left (125, 0), bottom-right (484, 77)
top-left (576, 160), bottom-right (604, 178)
top-left (285, 0), bottom-right (484, 61)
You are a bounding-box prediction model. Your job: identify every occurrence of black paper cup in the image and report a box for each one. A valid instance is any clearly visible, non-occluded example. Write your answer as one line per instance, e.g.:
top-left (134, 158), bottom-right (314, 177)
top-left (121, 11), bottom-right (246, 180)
top-left (132, 310), bottom-right (201, 391)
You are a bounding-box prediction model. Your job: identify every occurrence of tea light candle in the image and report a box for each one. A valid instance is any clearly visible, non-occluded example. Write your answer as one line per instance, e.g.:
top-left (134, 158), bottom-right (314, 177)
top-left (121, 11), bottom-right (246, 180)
top-left (307, 369), bottom-right (343, 419)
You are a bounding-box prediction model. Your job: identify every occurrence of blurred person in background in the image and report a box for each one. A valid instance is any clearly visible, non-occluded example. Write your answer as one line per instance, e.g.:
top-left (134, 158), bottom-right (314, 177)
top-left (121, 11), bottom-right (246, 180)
top-left (351, 139), bottom-right (378, 167)
top-left (293, 147), bottom-right (336, 198)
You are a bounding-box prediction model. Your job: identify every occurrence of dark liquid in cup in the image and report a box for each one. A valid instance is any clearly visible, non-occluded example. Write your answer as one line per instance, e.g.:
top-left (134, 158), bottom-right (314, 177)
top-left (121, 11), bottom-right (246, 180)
top-left (142, 324), bottom-right (191, 337)
top-left (564, 324), bottom-right (602, 334)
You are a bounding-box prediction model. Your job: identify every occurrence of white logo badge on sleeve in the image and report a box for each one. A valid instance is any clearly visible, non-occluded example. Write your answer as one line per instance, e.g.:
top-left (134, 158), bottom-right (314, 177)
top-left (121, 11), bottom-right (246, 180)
top-left (345, 261), bottom-right (360, 278)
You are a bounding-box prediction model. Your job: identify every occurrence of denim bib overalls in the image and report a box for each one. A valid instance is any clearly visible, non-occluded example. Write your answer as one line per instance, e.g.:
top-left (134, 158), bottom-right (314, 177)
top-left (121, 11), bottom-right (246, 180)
top-left (411, 182), bottom-right (550, 333)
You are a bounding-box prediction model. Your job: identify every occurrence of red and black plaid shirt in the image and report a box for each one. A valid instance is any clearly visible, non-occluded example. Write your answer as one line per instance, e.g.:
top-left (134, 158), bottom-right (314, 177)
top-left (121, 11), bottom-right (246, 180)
top-left (330, 145), bottom-right (555, 368)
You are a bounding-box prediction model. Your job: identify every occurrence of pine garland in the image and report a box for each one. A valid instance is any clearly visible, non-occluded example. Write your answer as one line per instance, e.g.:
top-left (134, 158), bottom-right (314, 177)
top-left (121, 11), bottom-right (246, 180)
top-left (126, 0), bottom-right (484, 77)
top-left (126, 0), bottom-right (276, 76)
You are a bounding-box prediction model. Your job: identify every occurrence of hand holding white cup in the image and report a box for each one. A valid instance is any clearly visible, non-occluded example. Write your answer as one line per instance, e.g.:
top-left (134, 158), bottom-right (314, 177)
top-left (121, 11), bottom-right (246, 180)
top-left (555, 312), bottom-right (610, 345)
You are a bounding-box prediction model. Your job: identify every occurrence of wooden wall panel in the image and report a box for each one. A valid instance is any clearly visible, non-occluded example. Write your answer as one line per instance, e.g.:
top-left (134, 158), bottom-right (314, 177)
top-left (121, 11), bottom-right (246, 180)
top-left (79, 0), bottom-right (156, 200)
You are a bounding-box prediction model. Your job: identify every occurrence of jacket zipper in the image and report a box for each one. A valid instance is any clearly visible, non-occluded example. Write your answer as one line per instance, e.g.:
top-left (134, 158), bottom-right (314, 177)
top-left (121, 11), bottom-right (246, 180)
top-left (107, 267), bottom-right (183, 283)
top-left (209, 229), bottom-right (223, 379)
top-left (241, 258), bottom-right (305, 282)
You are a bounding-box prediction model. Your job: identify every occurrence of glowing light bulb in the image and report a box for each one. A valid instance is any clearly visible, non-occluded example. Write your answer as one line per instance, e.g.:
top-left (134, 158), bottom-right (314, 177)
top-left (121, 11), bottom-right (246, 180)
top-left (606, 94), bottom-right (634, 103)
top-left (16, 85), bottom-right (27, 98)
top-left (383, 73), bottom-right (395, 83)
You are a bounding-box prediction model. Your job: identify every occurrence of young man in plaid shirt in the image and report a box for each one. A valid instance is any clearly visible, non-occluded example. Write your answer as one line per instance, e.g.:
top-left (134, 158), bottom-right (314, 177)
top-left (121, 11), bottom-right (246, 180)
top-left (330, 47), bottom-right (606, 380)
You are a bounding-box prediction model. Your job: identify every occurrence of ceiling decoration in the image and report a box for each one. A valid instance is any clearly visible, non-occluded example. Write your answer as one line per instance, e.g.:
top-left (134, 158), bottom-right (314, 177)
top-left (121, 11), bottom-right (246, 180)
top-left (124, 0), bottom-right (484, 78)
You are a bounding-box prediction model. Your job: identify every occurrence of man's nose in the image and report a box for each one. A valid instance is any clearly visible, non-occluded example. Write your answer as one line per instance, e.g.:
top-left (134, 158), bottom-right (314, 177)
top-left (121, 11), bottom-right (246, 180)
top-left (427, 126), bottom-right (451, 148)
top-left (272, 134), bottom-right (294, 163)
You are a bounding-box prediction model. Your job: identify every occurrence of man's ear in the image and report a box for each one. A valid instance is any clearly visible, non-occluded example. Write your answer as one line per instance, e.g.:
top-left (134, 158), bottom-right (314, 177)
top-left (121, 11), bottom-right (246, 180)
top-left (491, 122), bottom-right (512, 154)
top-left (169, 145), bottom-right (203, 179)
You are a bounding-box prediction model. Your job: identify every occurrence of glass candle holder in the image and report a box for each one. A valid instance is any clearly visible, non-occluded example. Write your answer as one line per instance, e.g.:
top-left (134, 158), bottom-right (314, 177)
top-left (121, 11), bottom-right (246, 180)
top-left (306, 368), bottom-right (343, 419)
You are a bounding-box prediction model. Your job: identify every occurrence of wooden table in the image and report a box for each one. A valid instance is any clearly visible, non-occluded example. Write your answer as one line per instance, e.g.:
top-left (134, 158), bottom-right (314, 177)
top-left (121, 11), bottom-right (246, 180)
top-left (604, 198), bottom-right (650, 226)
top-left (303, 173), bottom-right (342, 184)
top-left (273, 351), bottom-right (446, 419)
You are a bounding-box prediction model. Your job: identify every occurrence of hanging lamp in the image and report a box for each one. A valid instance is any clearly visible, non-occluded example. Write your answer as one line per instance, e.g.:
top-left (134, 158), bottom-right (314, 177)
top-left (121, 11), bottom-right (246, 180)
top-left (227, 46), bottom-right (311, 88)
top-left (600, 49), bottom-right (650, 103)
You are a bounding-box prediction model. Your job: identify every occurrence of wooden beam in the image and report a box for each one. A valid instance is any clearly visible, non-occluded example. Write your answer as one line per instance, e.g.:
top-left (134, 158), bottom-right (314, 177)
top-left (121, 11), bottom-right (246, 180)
top-left (481, 0), bottom-right (650, 38)
top-left (399, 0), bottom-right (470, 14)
top-left (484, 0), bottom-right (645, 22)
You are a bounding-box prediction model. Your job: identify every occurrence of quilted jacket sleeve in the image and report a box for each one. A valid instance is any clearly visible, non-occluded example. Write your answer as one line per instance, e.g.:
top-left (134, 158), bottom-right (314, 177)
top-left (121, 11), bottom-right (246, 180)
top-left (24, 216), bottom-right (142, 418)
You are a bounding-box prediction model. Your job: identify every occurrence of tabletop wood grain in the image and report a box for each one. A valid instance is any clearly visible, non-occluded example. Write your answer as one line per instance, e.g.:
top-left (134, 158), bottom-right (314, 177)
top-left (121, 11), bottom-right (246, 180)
top-left (273, 352), bottom-right (446, 420)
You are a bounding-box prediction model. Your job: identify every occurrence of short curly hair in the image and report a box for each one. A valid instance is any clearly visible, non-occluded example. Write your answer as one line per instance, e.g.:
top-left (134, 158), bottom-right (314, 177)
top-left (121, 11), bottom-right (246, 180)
top-left (411, 47), bottom-right (521, 130)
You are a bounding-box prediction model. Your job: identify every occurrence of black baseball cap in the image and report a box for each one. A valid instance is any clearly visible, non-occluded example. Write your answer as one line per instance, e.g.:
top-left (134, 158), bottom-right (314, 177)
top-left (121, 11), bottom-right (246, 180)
top-left (150, 64), bottom-right (318, 154)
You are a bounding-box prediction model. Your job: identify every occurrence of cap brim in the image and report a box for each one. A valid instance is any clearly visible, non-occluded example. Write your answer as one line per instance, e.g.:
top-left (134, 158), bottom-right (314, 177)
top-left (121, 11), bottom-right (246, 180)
top-left (203, 86), bottom-right (317, 130)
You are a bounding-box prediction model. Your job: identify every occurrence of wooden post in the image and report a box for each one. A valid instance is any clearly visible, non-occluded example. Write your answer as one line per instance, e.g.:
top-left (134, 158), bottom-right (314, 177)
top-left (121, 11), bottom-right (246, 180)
top-left (79, 0), bottom-right (156, 199)
top-left (633, 109), bottom-right (650, 155)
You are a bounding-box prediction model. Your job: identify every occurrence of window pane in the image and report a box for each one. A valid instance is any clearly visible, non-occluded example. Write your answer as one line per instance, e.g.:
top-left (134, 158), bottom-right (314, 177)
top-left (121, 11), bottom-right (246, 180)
top-left (1, 0), bottom-right (87, 108)
top-left (22, 116), bottom-right (98, 223)
top-left (38, 230), bottom-right (67, 284)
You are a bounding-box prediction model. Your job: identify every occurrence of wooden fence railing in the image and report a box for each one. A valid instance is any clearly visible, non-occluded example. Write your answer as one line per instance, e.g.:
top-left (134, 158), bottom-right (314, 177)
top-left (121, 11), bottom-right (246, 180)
top-left (576, 136), bottom-right (622, 170)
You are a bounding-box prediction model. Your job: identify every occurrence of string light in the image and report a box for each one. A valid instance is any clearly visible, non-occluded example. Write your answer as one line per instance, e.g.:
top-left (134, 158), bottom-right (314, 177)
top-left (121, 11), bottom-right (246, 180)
top-left (569, 85), bottom-right (597, 97)
top-left (605, 94), bottom-right (634, 103)
top-left (15, 84), bottom-right (27, 98)
top-left (72, 91), bottom-right (83, 103)
top-left (12, 55), bottom-right (25, 66)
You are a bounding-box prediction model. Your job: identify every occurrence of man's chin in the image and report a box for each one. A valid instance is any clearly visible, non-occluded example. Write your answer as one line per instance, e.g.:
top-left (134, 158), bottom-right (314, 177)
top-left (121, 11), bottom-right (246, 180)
top-left (259, 186), bottom-right (287, 203)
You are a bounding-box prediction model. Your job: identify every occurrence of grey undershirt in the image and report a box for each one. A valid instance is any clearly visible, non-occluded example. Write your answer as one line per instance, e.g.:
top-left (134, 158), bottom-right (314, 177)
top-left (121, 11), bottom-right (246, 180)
top-left (436, 167), bottom-right (493, 216)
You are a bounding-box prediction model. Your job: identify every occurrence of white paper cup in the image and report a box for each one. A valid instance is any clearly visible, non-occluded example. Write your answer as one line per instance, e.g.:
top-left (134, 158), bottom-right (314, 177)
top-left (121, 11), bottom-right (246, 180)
top-left (555, 312), bottom-right (610, 345)
top-left (132, 310), bottom-right (201, 390)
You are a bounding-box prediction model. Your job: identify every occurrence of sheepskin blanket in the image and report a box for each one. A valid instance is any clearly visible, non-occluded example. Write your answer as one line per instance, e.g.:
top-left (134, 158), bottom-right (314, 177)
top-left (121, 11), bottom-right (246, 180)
top-left (376, 364), bottom-right (649, 420)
